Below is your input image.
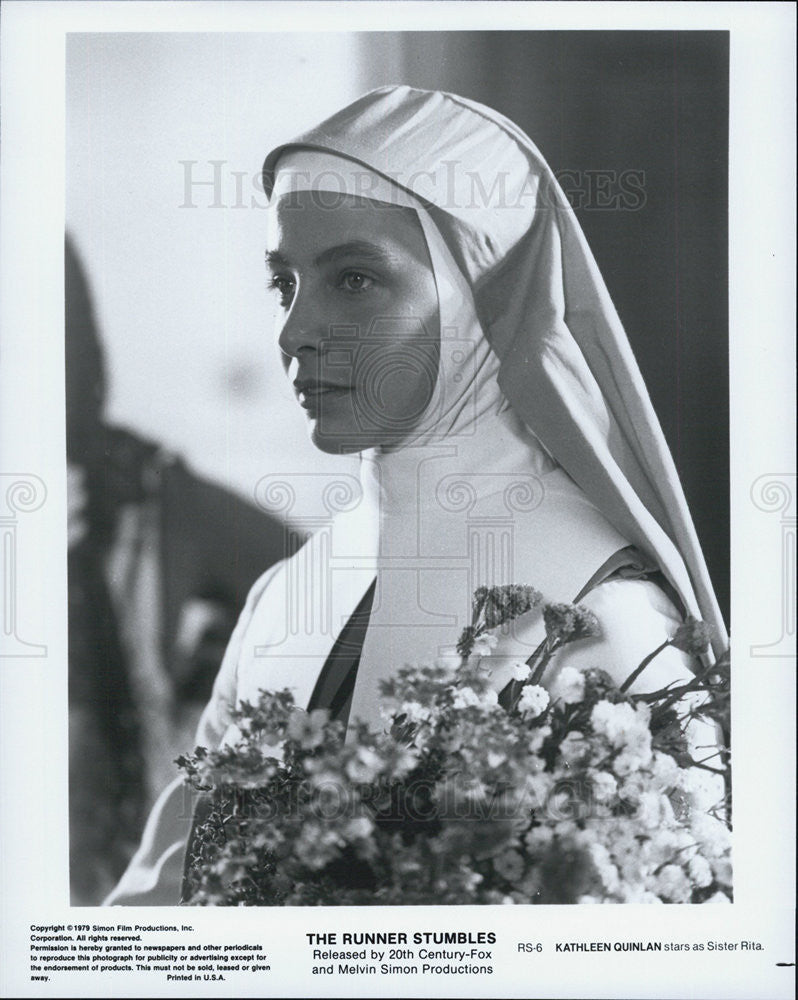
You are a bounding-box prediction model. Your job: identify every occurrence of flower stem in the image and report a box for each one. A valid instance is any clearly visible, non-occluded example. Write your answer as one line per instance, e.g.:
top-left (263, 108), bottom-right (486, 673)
top-left (685, 759), bottom-right (727, 776)
top-left (631, 658), bottom-right (718, 706)
top-left (656, 664), bottom-right (717, 714)
top-left (527, 638), bottom-right (561, 686)
top-left (619, 640), bottom-right (671, 693)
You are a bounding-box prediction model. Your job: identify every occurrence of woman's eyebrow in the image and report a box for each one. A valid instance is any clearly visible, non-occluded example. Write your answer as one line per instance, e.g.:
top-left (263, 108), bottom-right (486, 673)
top-left (265, 249), bottom-right (291, 269)
top-left (264, 241), bottom-right (395, 270)
top-left (315, 241), bottom-right (394, 268)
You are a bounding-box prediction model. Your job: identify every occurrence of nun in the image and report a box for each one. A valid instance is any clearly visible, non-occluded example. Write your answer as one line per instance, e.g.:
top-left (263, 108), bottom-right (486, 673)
top-left (106, 86), bottom-right (726, 905)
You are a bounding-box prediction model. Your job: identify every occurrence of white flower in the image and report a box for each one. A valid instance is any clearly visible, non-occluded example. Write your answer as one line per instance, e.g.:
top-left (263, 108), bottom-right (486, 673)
top-left (653, 863), bottom-right (692, 903)
top-left (471, 633), bottom-right (499, 658)
top-left (591, 700), bottom-right (652, 750)
top-left (527, 724), bottom-right (552, 754)
top-left (690, 812), bottom-right (731, 859)
top-left (518, 684), bottom-right (550, 718)
top-left (510, 660), bottom-right (531, 682)
top-left (680, 765), bottom-right (724, 813)
top-left (518, 771), bottom-right (554, 810)
top-left (634, 791), bottom-right (674, 831)
top-left (452, 684), bottom-right (500, 712)
top-left (451, 686), bottom-right (482, 710)
top-left (463, 871), bottom-right (484, 891)
top-left (705, 890), bottom-right (731, 904)
top-left (524, 825), bottom-right (555, 853)
top-left (589, 770), bottom-right (618, 802)
top-left (589, 842), bottom-right (620, 893)
top-left (343, 816), bottom-right (374, 840)
top-left (619, 771), bottom-right (647, 801)
top-left (481, 687), bottom-right (499, 707)
top-left (710, 856), bottom-right (733, 887)
top-left (461, 777), bottom-right (488, 801)
top-left (486, 750), bottom-right (507, 768)
top-left (390, 745), bottom-right (421, 777)
top-left (294, 824), bottom-right (343, 869)
top-left (612, 746), bottom-right (652, 777)
top-left (621, 886), bottom-right (664, 904)
top-left (399, 700), bottom-right (432, 724)
top-left (559, 731), bottom-right (589, 765)
top-left (308, 768), bottom-right (347, 791)
top-left (493, 848), bottom-right (525, 881)
top-left (554, 666), bottom-right (586, 704)
top-left (345, 746), bottom-right (382, 783)
top-left (286, 708), bottom-right (327, 749)
top-left (435, 646), bottom-right (462, 672)
top-left (650, 751), bottom-right (681, 791)
top-left (688, 854), bottom-right (713, 888)
top-left (647, 827), bottom-right (695, 868)
top-left (618, 853), bottom-right (650, 887)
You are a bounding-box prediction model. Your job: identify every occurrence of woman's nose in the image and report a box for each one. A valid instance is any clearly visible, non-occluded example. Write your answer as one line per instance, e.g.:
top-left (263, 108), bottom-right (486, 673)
top-left (277, 286), bottom-right (326, 359)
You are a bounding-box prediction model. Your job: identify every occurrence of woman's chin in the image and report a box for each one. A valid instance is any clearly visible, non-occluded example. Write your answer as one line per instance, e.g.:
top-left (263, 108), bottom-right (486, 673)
top-left (306, 406), bottom-right (424, 454)
top-left (308, 421), bottom-right (374, 456)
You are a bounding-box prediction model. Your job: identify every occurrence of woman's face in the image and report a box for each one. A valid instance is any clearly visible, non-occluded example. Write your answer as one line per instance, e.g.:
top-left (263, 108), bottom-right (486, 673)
top-left (266, 190), bottom-right (440, 453)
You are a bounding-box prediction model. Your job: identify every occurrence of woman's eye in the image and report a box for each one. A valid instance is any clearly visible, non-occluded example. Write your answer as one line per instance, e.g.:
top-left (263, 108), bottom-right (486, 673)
top-left (267, 274), bottom-right (296, 306)
top-left (339, 271), bottom-right (373, 293)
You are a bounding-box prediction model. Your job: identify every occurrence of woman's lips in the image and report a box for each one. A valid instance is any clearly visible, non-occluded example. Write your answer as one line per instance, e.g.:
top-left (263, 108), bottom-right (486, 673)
top-left (295, 384), bottom-right (353, 410)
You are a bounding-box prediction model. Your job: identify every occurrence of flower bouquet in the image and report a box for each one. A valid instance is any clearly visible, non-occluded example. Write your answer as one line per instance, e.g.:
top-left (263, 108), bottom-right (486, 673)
top-left (178, 585), bottom-right (731, 905)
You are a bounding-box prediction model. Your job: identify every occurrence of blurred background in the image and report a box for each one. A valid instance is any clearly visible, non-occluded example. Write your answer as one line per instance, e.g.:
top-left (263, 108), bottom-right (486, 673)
top-left (66, 31), bottom-right (728, 903)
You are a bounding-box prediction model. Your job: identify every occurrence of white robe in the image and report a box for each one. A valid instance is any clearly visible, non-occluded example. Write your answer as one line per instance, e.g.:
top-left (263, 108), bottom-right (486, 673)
top-left (105, 465), bottom-right (712, 906)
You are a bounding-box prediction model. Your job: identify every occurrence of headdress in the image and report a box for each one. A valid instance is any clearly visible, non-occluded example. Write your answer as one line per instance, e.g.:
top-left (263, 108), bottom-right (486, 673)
top-left (259, 87), bottom-right (727, 727)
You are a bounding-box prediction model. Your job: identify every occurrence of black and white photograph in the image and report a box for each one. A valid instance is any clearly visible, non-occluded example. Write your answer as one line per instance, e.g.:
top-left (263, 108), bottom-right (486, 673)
top-left (67, 28), bottom-right (733, 910)
top-left (0, 3), bottom-right (795, 999)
